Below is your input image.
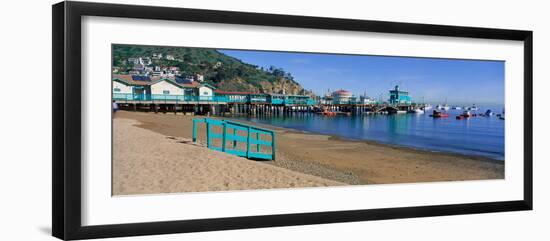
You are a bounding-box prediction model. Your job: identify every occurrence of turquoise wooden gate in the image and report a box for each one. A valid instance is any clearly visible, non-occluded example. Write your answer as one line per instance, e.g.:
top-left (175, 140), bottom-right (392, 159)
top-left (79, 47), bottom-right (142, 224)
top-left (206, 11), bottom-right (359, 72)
top-left (192, 118), bottom-right (276, 160)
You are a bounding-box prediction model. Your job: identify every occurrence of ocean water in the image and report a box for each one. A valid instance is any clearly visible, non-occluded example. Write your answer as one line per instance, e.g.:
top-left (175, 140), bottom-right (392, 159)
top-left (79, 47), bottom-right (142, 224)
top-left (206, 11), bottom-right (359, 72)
top-left (232, 108), bottom-right (505, 161)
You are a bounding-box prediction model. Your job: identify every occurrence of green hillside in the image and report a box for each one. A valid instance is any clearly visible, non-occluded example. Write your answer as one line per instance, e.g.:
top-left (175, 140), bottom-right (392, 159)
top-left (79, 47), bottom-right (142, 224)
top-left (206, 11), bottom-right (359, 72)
top-left (112, 44), bottom-right (311, 95)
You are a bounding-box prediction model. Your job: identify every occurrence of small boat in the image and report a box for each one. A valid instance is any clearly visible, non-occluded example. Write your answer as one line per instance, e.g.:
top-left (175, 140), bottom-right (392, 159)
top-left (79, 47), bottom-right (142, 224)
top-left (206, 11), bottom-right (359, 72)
top-left (452, 106), bottom-right (462, 110)
top-left (389, 109), bottom-right (406, 114)
top-left (430, 110), bottom-right (449, 118)
top-left (324, 112), bottom-right (337, 116)
top-left (437, 98), bottom-right (450, 111)
top-left (485, 109), bottom-right (494, 116)
top-left (320, 109), bottom-right (337, 116)
top-left (456, 111), bottom-right (472, 119)
top-left (467, 104), bottom-right (479, 111)
top-left (423, 104), bottom-right (433, 110)
top-left (436, 104), bottom-right (450, 111)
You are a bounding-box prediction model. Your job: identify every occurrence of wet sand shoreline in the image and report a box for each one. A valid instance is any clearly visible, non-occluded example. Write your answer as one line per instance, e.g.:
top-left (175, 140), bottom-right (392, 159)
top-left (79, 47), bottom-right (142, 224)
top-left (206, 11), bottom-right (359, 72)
top-left (114, 110), bottom-right (504, 187)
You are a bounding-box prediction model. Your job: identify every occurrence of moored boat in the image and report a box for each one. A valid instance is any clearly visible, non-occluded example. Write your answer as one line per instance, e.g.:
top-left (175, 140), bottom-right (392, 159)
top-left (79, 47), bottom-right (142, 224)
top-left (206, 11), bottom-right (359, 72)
top-left (467, 104), bottom-right (479, 111)
top-left (430, 110), bottom-right (449, 118)
top-left (413, 108), bottom-right (424, 114)
top-left (456, 111), bottom-right (472, 119)
top-left (436, 104), bottom-right (450, 111)
top-left (388, 108), bottom-right (407, 114)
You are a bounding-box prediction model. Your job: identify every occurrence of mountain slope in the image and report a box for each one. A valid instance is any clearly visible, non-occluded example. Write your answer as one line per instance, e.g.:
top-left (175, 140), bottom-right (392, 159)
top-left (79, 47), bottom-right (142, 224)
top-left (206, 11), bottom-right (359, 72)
top-left (112, 44), bottom-right (311, 95)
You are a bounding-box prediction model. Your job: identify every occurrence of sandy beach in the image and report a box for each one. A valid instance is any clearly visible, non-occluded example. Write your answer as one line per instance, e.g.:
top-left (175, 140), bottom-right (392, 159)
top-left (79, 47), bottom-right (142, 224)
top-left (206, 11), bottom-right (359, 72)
top-left (113, 117), bottom-right (344, 195)
top-left (113, 111), bottom-right (504, 195)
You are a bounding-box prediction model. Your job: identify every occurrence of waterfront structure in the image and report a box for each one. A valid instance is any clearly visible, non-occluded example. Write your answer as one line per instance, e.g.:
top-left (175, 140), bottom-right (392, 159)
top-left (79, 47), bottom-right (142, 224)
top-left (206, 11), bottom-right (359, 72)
top-left (360, 95), bottom-right (376, 104)
top-left (112, 78), bottom-right (133, 95)
top-left (389, 85), bottom-right (412, 105)
top-left (112, 77), bottom-right (419, 116)
top-left (332, 89), bottom-right (353, 103)
top-left (150, 78), bottom-right (186, 99)
top-left (112, 75), bottom-right (152, 100)
top-left (197, 83), bottom-right (216, 100)
top-left (215, 91), bottom-right (251, 103)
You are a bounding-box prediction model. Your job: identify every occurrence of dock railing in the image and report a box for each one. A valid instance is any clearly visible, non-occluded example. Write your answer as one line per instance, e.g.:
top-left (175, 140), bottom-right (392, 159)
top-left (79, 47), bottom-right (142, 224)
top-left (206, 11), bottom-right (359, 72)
top-left (192, 118), bottom-right (276, 160)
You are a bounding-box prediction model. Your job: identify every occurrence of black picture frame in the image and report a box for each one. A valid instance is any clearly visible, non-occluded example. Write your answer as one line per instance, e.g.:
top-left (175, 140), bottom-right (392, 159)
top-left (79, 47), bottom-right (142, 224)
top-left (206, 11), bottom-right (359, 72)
top-left (52, 1), bottom-right (533, 240)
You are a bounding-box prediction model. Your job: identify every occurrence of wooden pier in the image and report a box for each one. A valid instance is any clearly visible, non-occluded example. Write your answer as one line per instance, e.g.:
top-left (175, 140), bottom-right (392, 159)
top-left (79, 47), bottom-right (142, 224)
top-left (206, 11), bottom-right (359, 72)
top-left (113, 93), bottom-right (423, 116)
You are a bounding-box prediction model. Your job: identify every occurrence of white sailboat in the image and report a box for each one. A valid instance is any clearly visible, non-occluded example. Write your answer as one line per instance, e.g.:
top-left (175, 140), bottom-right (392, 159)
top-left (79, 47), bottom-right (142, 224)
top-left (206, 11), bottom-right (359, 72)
top-left (437, 104), bottom-right (450, 111)
top-left (441, 98), bottom-right (450, 110)
top-left (467, 104), bottom-right (479, 111)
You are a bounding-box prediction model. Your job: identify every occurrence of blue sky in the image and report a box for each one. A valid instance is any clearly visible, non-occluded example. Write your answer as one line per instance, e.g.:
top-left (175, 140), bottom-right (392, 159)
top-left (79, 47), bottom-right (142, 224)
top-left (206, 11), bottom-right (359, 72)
top-left (220, 49), bottom-right (504, 106)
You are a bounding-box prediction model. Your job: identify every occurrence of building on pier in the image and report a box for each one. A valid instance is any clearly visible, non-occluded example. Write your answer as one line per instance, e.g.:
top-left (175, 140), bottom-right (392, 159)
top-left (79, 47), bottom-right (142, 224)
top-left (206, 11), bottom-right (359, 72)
top-left (113, 74), bottom-right (216, 102)
top-left (112, 74), bottom-right (152, 100)
top-left (269, 94), bottom-right (285, 105)
top-left (113, 75), bottom-right (317, 106)
top-left (389, 85), bottom-right (412, 105)
top-left (332, 89), bottom-right (353, 103)
top-left (150, 78), bottom-right (187, 98)
top-left (214, 90), bottom-right (252, 103)
top-left (359, 95), bottom-right (377, 105)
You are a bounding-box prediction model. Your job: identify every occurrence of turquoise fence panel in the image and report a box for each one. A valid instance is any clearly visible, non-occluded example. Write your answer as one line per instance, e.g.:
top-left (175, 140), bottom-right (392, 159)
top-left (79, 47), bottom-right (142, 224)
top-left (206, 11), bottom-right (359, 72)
top-left (192, 118), bottom-right (275, 160)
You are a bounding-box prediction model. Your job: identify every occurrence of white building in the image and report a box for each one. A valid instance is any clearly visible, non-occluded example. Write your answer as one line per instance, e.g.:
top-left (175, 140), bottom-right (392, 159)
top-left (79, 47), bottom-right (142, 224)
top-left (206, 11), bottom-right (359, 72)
top-left (112, 75), bottom-right (216, 102)
top-left (150, 79), bottom-right (185, 96)
top-left (332, 89), bottom-right (353, 102)
top-left (127, 57), bottom-right (139, 65)
top-left (139, 57), bottom-right (152, 65)
top-left (112, 75), bottom-right (151, 100)
top-left (198, 84), bottom-right (214, 98)
top-left (195, 74), bottom-right (204, 82)
top-left (112, 79), bottom-right (133, 95)
top-left (360, 96), bottom-right (376, 104)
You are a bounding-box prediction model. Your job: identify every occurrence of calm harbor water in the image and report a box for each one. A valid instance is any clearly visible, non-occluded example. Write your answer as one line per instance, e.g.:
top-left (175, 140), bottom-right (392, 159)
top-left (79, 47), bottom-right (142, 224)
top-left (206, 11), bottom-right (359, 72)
top-left (233, 108), bottom-right (505, 160)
